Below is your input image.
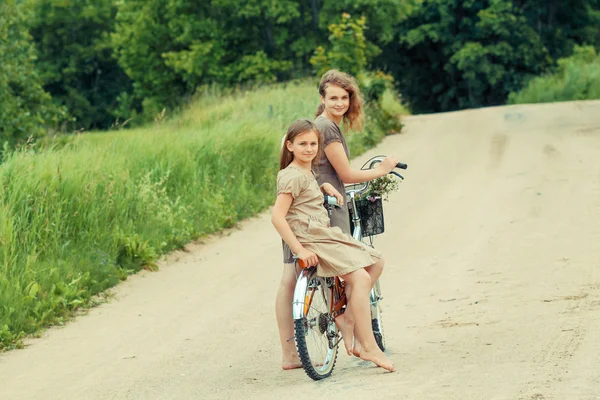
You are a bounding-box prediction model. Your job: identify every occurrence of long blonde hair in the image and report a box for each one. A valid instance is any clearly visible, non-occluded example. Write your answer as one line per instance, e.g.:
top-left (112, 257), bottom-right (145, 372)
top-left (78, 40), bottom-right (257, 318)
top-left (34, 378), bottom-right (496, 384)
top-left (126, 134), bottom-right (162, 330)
top-left (315, 69), bottom-right (364, 132)
top-left (279, 119), bottom-right (323, 170)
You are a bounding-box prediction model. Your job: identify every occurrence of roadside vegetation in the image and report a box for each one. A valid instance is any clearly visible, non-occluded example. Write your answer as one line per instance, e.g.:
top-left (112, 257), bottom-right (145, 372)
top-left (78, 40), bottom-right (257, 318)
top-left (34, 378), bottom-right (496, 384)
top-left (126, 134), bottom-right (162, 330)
top-left (509, 46), bottom-right (600, 104)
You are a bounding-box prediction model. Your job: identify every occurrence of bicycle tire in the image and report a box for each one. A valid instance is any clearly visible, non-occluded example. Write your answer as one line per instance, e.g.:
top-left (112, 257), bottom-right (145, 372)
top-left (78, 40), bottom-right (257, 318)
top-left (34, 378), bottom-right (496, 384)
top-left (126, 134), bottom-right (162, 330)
top-left (371, 280), bottom-right (386, 352)
top-left (294, 275), bottom-right (339, 380)
top-left (372, 319), bottom-right (385, 352)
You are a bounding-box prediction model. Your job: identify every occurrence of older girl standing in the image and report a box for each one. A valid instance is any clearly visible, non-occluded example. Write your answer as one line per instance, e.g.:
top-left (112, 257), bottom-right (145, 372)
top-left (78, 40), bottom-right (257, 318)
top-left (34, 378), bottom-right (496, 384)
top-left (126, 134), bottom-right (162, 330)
top-left (315, 69), bottom-right (398, 232)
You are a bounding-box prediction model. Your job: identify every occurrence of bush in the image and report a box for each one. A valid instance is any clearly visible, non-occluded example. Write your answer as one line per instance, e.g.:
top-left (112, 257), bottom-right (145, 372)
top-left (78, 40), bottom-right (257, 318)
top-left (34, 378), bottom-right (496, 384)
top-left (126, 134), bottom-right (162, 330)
top-left (508, 46), bottom-right (600, 104)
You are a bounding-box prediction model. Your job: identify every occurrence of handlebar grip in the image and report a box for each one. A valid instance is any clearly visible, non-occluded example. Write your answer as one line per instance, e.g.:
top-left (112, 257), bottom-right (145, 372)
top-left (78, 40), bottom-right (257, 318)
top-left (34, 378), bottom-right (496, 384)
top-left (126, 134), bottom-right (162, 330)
top-left (396, 162), bottom-right (408, 170)
top-left (323, 194), bottom-right (341, 207)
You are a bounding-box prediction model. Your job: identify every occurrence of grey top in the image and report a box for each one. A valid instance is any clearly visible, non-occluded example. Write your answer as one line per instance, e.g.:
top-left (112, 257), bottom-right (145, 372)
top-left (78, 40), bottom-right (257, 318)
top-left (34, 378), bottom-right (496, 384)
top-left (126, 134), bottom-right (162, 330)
top-left (314, 115), bottom-right (352, 235)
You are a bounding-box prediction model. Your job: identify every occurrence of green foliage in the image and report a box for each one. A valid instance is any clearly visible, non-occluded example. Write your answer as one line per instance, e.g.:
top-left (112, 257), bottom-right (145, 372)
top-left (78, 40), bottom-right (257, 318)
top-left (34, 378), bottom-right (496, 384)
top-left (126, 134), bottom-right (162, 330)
top-left (311, 13), bottom-right (381, 78)
top-left (320, 0), bottom-right (412, 45)
top-left (219, 51), bottom-right (292, 84)
top-left (0, 1), bottom-right (64, 149)
top-left (110, 0), bottom-right (413, 120)
top-left (361, 71), bottom-right (404, 136)
top-left (112, 0), bottom-right (303, 120)
top-left (519, 0), bottom-right (600, 60)
top-left (27, 0), bottom-right (133, 131)
top-left (382, 0), bottom-right (551, 113)
top-left (4, 0), bottom-right (599, 135)
top-left (509, 46), bottom-right (600, 104)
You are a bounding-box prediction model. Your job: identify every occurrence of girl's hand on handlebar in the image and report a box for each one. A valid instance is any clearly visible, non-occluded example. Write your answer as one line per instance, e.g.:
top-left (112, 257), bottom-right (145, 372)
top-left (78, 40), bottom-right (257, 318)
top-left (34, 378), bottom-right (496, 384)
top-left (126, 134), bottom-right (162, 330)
top-left (320, 183), bottom-right (344, 206)
top-left (297, 248), bottom-right (319, 267)
top-left (377, 156), bottom-right (399, 175)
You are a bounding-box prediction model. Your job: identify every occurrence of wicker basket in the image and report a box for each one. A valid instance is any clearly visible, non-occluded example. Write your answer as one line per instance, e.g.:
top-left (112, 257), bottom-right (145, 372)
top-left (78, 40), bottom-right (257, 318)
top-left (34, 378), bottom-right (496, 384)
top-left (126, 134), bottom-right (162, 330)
top-left (350, 197), bottom-right (385, 236)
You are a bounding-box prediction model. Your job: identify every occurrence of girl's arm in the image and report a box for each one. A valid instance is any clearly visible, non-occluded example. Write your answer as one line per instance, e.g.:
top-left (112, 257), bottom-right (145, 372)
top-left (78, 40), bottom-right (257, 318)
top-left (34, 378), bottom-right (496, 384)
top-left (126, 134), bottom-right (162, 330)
top-left (325, 142), bottom-right (398, 184)
top-left (271, 193), bottom-right (318, 266)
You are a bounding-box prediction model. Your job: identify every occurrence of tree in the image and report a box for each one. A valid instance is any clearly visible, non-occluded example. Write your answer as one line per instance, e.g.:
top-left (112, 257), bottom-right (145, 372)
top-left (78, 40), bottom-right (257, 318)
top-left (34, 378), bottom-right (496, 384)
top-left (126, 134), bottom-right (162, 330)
top-left (310, 13), bottom-right (381, 77)
top-left (380, 0), bottom-right (551, 113)
top-left (28, 0), bottom-right (134, 130)
top-left (112, 0), bottom-right (299, 120)
top-left (517, 0), bottom-right (600, 60)
top-left (0, 1), bottom-right (64, 148)
top-left (319, 0), bottom-right (412, 46)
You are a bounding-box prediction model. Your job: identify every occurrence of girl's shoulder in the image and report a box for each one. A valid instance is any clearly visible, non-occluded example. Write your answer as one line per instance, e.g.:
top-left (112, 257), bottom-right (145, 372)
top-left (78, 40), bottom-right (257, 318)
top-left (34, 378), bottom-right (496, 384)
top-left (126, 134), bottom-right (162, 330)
top-left (277, 166), bottom-right (314, 197)
top-left (315, 115), bottom-right (343, 145)
top-left (315, 115), bottom-right (340, 132)
top-left (278, 165), bottom-right (313, 182)
top-left (278, 165), bottom-right (301, 179)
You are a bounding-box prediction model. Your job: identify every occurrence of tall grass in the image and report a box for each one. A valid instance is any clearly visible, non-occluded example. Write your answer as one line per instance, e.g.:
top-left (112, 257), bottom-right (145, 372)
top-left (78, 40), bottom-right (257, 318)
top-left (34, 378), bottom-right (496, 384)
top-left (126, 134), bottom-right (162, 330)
top-left (509, 46), bottom-right (600, 104)
top-left (0, 79), bottom-right (403, 349)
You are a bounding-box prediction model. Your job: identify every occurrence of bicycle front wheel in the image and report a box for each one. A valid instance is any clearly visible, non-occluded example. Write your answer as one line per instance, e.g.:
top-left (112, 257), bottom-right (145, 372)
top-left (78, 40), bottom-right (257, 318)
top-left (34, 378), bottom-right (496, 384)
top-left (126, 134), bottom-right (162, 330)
top-left (371, 279), bottom-right (386, 351)
top-left (294, 274), bottom-right (339, 380)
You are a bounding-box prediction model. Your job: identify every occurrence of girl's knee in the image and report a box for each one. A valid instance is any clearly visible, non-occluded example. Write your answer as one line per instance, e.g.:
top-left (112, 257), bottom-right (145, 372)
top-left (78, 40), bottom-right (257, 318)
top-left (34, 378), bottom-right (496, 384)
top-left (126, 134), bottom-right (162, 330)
top-left (368, 258), bottom-right (384, 274)
top-left (346, 268), bottom-right (371, 288)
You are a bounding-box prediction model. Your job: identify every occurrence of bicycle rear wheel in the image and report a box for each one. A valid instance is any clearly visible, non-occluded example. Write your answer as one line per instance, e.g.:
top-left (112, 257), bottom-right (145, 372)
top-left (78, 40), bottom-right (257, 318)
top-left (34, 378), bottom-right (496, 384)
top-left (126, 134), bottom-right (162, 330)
top-left (294, 274), bottom-right (339, 380)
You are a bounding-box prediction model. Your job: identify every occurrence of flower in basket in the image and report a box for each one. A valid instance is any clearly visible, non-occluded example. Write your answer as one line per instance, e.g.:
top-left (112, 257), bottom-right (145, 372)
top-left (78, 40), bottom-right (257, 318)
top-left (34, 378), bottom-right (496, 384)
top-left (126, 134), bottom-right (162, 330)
top-left (362, 174), bottom-right (401, 202)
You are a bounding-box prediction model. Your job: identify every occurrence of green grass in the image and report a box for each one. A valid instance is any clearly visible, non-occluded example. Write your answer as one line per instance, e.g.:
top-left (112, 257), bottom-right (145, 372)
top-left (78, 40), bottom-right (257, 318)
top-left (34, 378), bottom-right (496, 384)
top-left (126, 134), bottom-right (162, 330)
top-left (509, 46), bottom-right (600, 104)
top-left (0, 79), bottom-right (404, 349)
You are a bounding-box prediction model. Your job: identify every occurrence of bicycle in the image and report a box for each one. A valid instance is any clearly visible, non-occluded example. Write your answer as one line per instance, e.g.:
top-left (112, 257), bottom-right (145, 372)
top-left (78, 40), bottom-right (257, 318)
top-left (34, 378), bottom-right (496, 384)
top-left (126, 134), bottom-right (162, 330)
top-left (291, 156), bottom-right (407, 380)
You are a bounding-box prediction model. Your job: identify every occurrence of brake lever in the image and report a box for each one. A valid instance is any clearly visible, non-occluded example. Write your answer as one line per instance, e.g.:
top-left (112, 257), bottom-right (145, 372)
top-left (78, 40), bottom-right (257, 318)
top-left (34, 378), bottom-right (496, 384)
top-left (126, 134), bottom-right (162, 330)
top-left (391, 171), bottom-right (404, 180)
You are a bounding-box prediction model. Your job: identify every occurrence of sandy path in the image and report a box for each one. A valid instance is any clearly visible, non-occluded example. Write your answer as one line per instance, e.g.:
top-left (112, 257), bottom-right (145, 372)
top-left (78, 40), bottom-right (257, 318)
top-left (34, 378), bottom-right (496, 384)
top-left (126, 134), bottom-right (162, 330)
top-left (1, 101), bottom-right (599, 400)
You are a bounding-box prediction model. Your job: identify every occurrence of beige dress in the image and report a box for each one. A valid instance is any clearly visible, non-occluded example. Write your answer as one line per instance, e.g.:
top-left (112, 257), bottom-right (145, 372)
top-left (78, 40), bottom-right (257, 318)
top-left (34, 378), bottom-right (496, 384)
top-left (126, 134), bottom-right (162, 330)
top-left (282, 116), bottom-right (351, 263)
top-left (277, 165), bottom-right (381, 277)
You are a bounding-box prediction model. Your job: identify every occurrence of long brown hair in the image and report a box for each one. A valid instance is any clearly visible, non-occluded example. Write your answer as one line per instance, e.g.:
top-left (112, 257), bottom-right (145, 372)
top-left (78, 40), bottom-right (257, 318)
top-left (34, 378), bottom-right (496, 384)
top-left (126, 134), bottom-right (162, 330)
top-left (279, 119), bottom-right (323, 171)
top-left (315, 69), bottom-right (364, 132)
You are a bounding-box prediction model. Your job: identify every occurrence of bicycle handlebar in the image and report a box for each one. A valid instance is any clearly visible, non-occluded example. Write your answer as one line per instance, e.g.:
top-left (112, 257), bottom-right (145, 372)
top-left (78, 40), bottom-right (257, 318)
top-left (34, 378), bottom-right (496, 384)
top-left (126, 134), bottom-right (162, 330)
top-left (323, 194), bottom-right (341, 208)
top-left (347, 156), bottom-right (408, 197)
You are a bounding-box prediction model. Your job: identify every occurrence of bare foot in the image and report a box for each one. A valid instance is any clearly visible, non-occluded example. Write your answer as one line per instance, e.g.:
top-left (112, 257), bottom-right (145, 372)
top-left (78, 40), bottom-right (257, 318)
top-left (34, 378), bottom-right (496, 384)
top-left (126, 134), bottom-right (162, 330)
top-left (352, 340), bottom-right (362, 358)
top-left (281, 360), bottom-right (303, 370)
top-left (360, 348), bottom-right (396, 372)
top-left (334, 313), bottom-right (355, 355)
top-left (281, 351), bottom-right (302, 370)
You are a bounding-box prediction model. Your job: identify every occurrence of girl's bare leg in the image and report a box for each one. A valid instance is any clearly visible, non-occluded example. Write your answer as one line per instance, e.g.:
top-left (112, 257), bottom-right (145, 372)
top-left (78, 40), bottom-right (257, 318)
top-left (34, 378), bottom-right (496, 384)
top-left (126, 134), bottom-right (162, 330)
top-left (334, 303), bottom-right (355, 356)
top-left (365, 258), bottom-right (384, 287)
top-left (351, 258), bottom-right (385, 357)
top-left (276, 263), bottom-right (302, 370)
top-left (341, 268), bottom-right (395, 372)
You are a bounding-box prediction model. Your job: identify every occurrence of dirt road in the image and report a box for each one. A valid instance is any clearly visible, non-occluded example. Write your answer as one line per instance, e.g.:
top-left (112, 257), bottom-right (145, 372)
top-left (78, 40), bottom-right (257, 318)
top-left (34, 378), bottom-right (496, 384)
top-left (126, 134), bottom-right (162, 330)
top-left (1, 101), bottom-right (599, 400)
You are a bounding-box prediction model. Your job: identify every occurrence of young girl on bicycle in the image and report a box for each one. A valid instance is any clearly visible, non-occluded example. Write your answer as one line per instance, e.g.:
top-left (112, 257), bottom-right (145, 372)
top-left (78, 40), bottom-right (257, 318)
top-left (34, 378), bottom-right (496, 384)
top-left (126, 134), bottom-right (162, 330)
top-left (271, 119), bottom-right (395, 373)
